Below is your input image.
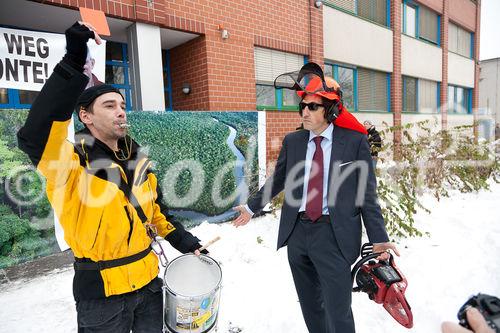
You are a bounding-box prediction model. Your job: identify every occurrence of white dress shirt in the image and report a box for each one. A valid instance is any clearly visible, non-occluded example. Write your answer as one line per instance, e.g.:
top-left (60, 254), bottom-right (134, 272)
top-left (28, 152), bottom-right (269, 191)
top-left (244, 123), bottom-right (334, 216)
top-left (298, 123), bottom-right (333, 215)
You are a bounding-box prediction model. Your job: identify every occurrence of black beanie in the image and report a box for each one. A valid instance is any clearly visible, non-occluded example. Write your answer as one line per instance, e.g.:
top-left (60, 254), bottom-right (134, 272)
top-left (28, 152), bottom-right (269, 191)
top-left (75, 84), bottom-right (124, 120)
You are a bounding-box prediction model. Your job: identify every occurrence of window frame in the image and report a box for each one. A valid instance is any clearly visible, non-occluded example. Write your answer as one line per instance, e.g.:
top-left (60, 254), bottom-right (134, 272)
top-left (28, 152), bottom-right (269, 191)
top-left (325, 62), bottom-right (358, 112)
top-left (448, 22), bottom-right (474, 59)
top-left (105, 42), bottom-right (132, 111)
top-left (256, 83), bottom-right (300, 111)
top-left (402, 76), bottom-right (441, 114)
top-left (402, 75), bottom-right (418, 113)
top-left (401, 0), bottom-right (441, 47)
top-left (162, 49), bottom-right (173, 112)
top-left (324, 0), bottom-right (391, 28)
top-left (254, 52), bottom-right (305, 111)
top-left (448, 84), bottom-right (472, 114)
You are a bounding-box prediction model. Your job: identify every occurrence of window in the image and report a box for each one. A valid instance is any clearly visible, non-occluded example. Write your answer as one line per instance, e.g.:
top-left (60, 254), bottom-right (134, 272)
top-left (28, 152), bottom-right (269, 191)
top-left (357, 0), bottom-right (388, 26)
top-left (324, 0), bottom-right (389, 27)
top-left (448, 85), bottom-right (471, 114)
top-left (418, 79), bottom-right (438, 113)
top-left (0, 89), bottom-right (8, 104)
top-left (419, 6), bottom-right (439, 44)
top-left (449, 23), bottom-right (472, 58)
top-left (0, 88), bottom-right (39, 109)
top-left (324, 0), bottom-right (355, 12)
top-left (161, 50), bottom-right (173, 112)
top-left (403, 76), bottom-right (439, 113)
top-left (105, 42), bottom-right (133, 110)
top-left (325, 63), bottom-right (356, 111)
top-left (402, 76), bottom-right (417, 112)
top-left (256, 85), bottom-right (276, 107)
top-left (402, 2), bottom-right (440, 45)
top-left (358, 68), bottom-right (389, 112)
top-left (404, 4), bottom-right (416, 37)
top-left (254, 47), bottom-right (304, 110)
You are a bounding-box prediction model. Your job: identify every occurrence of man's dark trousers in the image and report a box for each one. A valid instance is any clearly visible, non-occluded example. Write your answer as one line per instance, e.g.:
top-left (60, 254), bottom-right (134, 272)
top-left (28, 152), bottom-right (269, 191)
top-left (287, 216), bottom-right (355, 333)
top-left (76, 278), bottom-right (163, 332)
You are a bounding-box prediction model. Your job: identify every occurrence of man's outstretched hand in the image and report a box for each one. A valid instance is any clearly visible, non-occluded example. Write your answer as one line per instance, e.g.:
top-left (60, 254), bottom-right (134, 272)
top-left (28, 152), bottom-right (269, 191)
top-left (63, 22), bottom-right (102, 71)
top-left (231, 205), bottom-right (252, 227)
top-left (372, 242), bottom-right (400, 261)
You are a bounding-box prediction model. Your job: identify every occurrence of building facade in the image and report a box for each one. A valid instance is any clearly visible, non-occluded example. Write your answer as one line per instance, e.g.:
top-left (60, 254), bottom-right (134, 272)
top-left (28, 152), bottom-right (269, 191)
top-left (479, 57), bottom-right (500, 139)
top-left (0, 0), bottom-right (481, 165)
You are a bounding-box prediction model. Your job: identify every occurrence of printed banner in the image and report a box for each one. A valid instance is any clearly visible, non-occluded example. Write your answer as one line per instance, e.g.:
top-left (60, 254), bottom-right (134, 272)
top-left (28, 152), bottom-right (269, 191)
top-left (0, 27), bottom-right (105, 91)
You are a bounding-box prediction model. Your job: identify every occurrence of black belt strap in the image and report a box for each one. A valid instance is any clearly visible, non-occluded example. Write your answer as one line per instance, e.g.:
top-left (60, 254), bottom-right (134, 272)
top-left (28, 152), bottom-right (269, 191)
top-left (74, 245), bottom-right (152, 271)
top-left (298, 212), bottom-right (330, 223)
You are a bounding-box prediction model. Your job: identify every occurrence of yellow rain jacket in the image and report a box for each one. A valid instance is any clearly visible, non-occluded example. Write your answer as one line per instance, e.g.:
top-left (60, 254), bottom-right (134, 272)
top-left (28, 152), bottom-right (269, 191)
top-left (18, 62), bottom-right (202, 300)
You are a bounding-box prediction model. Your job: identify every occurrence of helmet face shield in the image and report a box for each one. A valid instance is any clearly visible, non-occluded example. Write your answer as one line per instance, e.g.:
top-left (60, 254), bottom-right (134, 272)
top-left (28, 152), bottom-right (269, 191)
top-left (273, 62), bottom-right (341, 101)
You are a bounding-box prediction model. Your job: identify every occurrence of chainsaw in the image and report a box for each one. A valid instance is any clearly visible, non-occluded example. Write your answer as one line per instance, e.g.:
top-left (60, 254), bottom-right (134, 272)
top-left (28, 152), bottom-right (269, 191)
top-left (351, 243), bottom-right (413, 329)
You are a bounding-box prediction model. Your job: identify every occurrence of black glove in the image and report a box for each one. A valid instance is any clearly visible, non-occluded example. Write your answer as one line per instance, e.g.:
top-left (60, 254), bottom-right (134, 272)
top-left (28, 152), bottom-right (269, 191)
top-left (62, 22), bottom-right (95, 72)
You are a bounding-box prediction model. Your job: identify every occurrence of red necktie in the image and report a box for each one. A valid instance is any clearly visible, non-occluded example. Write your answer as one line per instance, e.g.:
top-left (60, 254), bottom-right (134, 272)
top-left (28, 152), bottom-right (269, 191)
top-left (306, 136), bottom-right (324, 222)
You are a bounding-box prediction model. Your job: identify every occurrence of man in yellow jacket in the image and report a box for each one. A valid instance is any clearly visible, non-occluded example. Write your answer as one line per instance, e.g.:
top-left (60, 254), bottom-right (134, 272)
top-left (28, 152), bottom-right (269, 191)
top-left (17, 22), bottom-right (206, 332)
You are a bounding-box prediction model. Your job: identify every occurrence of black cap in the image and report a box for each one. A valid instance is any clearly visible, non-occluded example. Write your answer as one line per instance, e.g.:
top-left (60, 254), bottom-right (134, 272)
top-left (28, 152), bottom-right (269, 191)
top-left (76, 84), bottom-right (123, 112)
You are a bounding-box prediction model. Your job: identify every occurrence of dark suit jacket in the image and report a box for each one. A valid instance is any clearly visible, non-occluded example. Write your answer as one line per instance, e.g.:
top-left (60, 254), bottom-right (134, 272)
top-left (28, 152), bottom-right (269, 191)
top-left (248, 126), bottom-right (389, 264)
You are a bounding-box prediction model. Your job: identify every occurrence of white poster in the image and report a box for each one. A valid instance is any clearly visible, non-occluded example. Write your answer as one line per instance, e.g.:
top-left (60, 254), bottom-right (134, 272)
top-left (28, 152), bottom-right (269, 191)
top-left (0, 27), bottom-right (106, 91)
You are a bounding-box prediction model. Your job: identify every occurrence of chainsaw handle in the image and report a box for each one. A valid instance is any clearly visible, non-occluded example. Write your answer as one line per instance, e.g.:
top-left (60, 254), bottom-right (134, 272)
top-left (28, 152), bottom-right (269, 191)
top-left (351, 251), bottom-right (394, 284)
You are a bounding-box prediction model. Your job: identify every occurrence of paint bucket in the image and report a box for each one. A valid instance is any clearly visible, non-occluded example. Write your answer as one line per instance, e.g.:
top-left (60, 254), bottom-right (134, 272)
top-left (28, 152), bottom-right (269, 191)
top-left (163, 254), bottom-right (222, 333)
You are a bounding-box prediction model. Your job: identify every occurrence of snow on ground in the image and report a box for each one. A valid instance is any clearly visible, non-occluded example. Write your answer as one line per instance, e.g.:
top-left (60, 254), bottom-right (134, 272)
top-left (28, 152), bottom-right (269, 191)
top-left (1, 182), bottom-right (499, 333)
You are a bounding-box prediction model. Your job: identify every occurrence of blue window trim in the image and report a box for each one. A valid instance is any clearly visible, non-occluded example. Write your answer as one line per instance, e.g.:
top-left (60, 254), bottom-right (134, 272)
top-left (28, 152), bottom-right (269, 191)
top-left (448, 85), bottom-right (472, 114)
top-left (470, 32), bottom-right (474, 59)
top-left (276, 88), bottom-right (283, 111)
top-left (0, 89), bottom-right (39, 109)
top-left (386, 0), bottom-right (391, 27)
top-left (164, 49), bottom-right (173, 112)
top-left (106, 42), bottom-right (132, 111)
top-left (437, 15), bottom-right (441, 47)
top-left (402, 1), bottom-right (440, 46)
top-left (328, 63), bottom-right (357, 111)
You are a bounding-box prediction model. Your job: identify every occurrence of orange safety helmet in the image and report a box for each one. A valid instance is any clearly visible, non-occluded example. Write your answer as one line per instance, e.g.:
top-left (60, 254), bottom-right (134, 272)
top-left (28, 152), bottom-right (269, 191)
top-left (296, 76), bottom-right (342, 101)
top-left (274, 62), bottom-right (367, 134)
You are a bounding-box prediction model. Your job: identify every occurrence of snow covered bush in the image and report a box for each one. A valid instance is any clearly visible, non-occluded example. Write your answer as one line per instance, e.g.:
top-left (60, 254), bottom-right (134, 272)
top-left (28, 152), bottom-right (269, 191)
top-left (377, 121), bottom-right (499, 238)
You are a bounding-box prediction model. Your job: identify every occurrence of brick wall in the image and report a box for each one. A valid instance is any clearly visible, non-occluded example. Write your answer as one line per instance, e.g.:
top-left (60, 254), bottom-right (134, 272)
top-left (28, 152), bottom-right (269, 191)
top-left (473, 0), bottom-right (481, 139)
top-left (265, 111), bottom-right (302, 174)
top-left (391, 0), bottom-right (402, 159)
top-left (414, 0), bottom-right (443, 13)
top-left (308, 0), bottom-right (324, 67)
top-left (170, 36), bottom-right (210, 110)
top-left (441, 0), bottom-right (449, 129)
top-left (38, 0), bottom-right (320, 111)
top-left (448, 0), bottom-right (477, 32)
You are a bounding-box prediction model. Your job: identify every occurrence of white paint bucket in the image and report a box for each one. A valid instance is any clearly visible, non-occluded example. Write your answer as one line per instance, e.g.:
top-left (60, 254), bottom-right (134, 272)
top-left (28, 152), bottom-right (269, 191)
top-left (163, 254), bottom-right (222, 333)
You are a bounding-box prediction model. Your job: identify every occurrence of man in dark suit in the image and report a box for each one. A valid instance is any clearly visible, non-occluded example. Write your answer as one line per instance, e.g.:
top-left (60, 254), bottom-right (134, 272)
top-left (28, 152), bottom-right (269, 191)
top-left (232, 64), bottom-right (398, 333)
